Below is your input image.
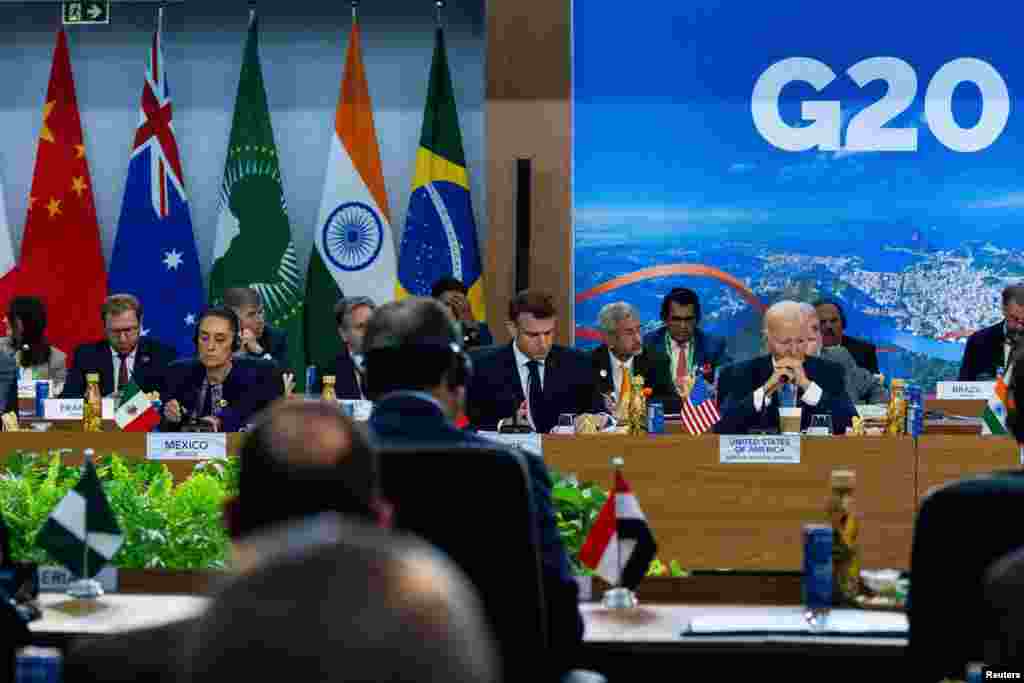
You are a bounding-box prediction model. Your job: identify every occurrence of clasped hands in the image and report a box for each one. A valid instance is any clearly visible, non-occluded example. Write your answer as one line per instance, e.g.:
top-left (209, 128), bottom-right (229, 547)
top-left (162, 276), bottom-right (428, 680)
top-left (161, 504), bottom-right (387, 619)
top-left (240, 328), bottom-right (264, 355)
top-left (762, 357), bottom-right (811, 396)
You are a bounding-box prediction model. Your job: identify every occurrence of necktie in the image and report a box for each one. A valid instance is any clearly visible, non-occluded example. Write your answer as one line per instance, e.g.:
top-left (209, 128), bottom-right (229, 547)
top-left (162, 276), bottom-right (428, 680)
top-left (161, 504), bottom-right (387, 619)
top-left (675, 342), bottom-right (689, 387)
top-left (117, 353), bottom-right (130, 391)
top-left (526, 360), bottom-right (544, 430)
top-left (618, 365), bottom-right (632, 412)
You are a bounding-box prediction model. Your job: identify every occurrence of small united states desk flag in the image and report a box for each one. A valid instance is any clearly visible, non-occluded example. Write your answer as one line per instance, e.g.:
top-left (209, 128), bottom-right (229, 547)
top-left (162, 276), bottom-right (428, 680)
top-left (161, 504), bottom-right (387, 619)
top-left (578, 468), bottom-right (657, 590)
top-left (37, 459), bottom-right (123, 579)
top-left (681, 374), bottom-right (720, 435)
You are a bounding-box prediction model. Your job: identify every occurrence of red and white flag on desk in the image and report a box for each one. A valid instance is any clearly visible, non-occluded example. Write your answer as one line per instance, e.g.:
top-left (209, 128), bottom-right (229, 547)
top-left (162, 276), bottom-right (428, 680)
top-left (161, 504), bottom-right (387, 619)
top-left (578, 470), bottom-right (657, 589)
top-left (681, 374), bottom-right (721, 435)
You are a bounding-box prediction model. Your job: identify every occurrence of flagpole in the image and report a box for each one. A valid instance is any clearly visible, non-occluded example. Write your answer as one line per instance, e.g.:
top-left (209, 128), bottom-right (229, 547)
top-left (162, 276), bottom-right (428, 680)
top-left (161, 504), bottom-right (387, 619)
top-left (602, 456), bottom-right (637, 609)
top-left (68, 449), bottom-right (103, 599)
top-left (352, 0), bottom-right (359, 20)
top-left (435, 0), bottom-right (444, 27)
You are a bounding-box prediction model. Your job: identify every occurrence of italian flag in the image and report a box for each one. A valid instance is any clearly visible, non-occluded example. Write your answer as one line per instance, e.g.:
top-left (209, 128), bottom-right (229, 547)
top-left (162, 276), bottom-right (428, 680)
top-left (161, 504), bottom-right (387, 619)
top-left (982, 367), bottom-right (1013, 436)
top-left (115, 380), bottom-right (160, 432)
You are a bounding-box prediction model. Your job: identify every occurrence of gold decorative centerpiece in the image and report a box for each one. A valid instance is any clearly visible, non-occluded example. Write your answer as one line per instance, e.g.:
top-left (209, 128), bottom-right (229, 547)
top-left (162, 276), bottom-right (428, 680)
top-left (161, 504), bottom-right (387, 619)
top-left (886, 378), bottom-right (907, 435)
top-left (625, 374), bottom-right (650, 436)
top-left (575, 414), bottom-right (601, 434)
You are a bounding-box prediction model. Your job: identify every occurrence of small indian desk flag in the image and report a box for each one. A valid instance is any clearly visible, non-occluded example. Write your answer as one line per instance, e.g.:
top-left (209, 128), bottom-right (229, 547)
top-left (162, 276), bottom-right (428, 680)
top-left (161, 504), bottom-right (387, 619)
top-left (37, 458), bottom-right (123, 579)
top-left (115, 380), bottom-right (160, 432)
top-left (982, 366), bottom-right (1014, 436)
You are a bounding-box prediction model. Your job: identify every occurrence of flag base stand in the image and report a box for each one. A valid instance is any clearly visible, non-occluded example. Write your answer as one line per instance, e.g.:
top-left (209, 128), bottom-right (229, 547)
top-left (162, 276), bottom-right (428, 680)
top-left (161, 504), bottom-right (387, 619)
top-left (66, 578), bottom-right (104, 599)
top-left (601, 587), bottom-right (638, 609)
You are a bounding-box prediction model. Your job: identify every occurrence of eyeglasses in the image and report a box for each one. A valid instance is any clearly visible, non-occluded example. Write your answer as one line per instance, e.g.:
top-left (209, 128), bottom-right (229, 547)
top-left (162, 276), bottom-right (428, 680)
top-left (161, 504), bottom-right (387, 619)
top-left (109, 326), bottom-right (139, 338)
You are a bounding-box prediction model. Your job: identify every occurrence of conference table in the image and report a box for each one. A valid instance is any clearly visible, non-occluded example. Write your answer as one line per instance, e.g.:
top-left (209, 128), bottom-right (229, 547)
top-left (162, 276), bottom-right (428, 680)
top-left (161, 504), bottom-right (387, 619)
top-left (1, 427), bottom-right (1019, 572)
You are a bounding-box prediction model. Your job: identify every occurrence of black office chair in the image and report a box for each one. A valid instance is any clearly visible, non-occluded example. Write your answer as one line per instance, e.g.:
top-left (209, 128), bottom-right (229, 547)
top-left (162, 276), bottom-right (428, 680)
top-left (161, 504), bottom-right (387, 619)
top-left (908, 470), bottom-right (1024, 682)
top-left (379, 445), bottom-right (604, 683)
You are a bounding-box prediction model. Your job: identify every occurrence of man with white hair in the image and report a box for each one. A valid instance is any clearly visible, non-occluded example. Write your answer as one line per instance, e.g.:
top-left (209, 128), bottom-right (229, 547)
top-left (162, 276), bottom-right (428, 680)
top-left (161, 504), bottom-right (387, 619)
top-left (590, 302), bottom-right (652, 412)
top-left (799, 303), bottom-right (888, 405)
top-left (714, 300), bottom-right (857, 434)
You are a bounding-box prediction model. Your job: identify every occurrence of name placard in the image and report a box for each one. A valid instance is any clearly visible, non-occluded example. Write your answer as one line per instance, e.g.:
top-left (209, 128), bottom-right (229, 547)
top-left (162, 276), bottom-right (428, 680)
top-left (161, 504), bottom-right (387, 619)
top-left (720, 435), bottom-right (801, 464)
top-left (38, 565), bottom-right (118, 593)
top-left (856, 404), bottom-right (889, 420)
top-left (42, 398), bottom-right (115, 420)
top-left (478, 431), bottom-right (544, 458)
top-left (146, 433), bottom-right (227, 460)
top-left (936, 381), bottom-right (996, 400)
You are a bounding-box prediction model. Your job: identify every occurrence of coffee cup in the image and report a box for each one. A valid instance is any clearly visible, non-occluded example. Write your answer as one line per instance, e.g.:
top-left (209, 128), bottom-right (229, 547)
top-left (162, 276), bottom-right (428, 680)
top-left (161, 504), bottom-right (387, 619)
top-left (779, 406), bottom-right (802, 435)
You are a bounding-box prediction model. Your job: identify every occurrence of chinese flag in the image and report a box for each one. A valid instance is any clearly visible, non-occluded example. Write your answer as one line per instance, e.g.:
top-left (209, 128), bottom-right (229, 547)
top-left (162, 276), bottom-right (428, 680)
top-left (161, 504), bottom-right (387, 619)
top-left (17, 29), bottom-right (107, 359)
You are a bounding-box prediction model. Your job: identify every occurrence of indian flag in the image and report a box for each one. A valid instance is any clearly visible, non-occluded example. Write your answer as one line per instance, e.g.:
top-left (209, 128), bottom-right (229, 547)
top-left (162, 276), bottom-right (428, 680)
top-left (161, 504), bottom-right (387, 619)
top-left (305, 15), bottom-right (396, 373)
top-left (982, 367), bottom-right (1013, 436)
top-left (115, 380), bottom-right (160, 432)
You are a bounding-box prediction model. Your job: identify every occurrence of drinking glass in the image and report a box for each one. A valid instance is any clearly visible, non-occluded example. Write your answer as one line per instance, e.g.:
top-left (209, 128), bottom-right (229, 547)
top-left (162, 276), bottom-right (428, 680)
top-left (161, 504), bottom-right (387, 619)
top-left (557, 413), bottom-right (577, 434)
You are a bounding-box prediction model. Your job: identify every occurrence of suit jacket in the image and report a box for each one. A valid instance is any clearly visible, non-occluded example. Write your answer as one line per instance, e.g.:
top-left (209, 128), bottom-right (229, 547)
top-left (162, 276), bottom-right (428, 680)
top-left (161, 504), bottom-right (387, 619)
top-left (369, 391), bottom-right (583, 670)
top-left (161, 358), bottom-right (282, 432)
top-left (0, 351), bottom-right (15, 415)
top-left (466, 344), bottom-right (604, 433)
top-left (959, 321), bottom-right (1007, 381)
top-left (235, 324), bottom-right (289, 368)
top-left (714, 354), bottom-right (857, 435)
top-left (641, 327), bottom-right (731, 413)
top-left (61, 337), bottom-right (178, 398)
top-left (841, 334), bottom-right (879, 374)
top-left (820, 346), bottom-right (888, 405)
top-left (330, 351), bottom-right (364, 400)
top-left (588, 344), bottom-right (653, 401)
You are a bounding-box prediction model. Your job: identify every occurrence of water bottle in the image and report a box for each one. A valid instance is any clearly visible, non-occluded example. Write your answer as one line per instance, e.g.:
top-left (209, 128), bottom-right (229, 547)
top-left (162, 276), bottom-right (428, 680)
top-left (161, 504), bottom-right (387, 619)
top-left (906, 384), bottom-right (923, 438)
top-left (305, 365), bottom-right (318, 398)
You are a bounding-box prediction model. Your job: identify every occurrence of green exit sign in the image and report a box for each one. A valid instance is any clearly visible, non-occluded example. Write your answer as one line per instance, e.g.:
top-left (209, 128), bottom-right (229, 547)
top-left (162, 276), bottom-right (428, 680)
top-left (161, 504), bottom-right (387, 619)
top-left (62, 1), bottom-right (110, 25)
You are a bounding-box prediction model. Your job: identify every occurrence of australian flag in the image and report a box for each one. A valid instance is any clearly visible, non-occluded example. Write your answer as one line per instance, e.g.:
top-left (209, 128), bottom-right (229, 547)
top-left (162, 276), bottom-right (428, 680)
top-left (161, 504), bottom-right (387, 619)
top-left (109, 19), bottom-right (203, 358)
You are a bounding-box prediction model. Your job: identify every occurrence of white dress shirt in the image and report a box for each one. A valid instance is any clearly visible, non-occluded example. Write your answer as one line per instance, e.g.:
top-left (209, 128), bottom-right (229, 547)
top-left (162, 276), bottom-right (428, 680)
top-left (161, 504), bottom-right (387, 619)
top-left (111, 347), bottom-right (138, 393)
top-left (512, 342), bottom-right (544, 398)
top-left (608, 349), bottom-right (635, 403)
top-left (752, 357), bottom-right (823, 412)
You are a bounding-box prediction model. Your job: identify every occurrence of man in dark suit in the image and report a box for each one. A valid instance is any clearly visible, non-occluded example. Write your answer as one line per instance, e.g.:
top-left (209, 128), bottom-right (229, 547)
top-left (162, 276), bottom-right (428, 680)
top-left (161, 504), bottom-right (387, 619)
top-left (715, 300), bottom-right (856, 435)
top-left (466, 290), bottom-right (604, 433)
top-left (814, 297), bottom-right (879, 374)
top-left (642, 287), bottom-right (731, 414)
top-left (224, 287), bottom-right (289, 367)
top-left (330, 296), bottom-right (376, 399)
top-left (363, 297), bottom-right (584, 678)
top-left (958, 284), bottom-right (1024, 381)
top-left (61, 294), bottom-right (178, 398)
top-left (160, 308), bottom-right (281, 432)
top-left (589, 301), bottom-right (652, 413)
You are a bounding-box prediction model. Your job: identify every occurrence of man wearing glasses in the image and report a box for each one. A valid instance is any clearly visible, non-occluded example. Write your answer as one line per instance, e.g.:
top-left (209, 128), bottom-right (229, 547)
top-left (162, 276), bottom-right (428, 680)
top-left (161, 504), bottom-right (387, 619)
top-left (61, 294), bottom-right (178, 398)
top-left (959, 284), bottom-right (1024, 381)
top-left (224, 287), bottom-right (289, 367)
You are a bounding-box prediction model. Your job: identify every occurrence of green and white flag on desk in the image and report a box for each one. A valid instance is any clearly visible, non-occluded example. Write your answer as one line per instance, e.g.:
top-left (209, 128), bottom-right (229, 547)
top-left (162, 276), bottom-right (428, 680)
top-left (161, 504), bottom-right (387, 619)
top-left (37, 459), bottom-right (122, 579)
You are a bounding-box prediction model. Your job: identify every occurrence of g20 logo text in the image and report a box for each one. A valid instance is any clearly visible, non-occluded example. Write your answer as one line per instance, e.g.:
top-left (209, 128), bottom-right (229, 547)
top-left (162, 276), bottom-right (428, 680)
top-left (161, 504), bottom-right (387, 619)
top-left (752, 57), bottom-right (1010, 153)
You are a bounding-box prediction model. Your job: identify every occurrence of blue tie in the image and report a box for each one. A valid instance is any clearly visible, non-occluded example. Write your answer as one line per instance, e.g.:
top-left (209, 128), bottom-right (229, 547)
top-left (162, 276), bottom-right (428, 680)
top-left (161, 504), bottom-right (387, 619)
top-left (527, 360), bottom-right (544, 430)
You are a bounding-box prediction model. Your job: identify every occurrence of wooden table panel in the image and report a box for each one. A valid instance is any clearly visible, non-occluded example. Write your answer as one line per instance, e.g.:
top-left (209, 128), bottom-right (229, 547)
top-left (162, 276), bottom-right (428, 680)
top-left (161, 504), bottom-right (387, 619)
top-left (916, 435), bottom-right (1021, 503)
top-left (542, 434), bottom-right (915, 571)
top-left (0, 432), bottom-right (245, 483)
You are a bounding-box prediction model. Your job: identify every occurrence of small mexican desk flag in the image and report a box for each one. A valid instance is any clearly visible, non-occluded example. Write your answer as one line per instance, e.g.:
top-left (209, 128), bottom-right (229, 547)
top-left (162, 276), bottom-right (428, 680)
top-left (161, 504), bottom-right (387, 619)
top-left (37, 459), bottom-right (123, 579)
top-left (115, 380), bottom-right (160, 432)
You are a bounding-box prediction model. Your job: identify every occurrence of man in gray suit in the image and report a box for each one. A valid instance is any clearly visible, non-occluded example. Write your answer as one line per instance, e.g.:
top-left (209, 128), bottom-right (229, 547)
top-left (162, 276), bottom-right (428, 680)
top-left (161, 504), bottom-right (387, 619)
top-left (800, 303), bottom-right (887, 405)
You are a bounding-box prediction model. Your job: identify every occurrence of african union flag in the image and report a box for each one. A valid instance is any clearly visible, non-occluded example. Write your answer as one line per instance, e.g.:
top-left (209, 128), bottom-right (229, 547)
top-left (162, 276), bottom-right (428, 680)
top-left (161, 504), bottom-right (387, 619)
top-left (396, 26), bottom-right (486, 321)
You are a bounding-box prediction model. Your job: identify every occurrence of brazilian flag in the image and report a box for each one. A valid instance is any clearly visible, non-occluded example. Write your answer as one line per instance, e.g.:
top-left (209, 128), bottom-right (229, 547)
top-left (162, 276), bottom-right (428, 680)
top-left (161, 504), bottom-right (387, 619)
top-left (397, 27), bottom-right (486, 321)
